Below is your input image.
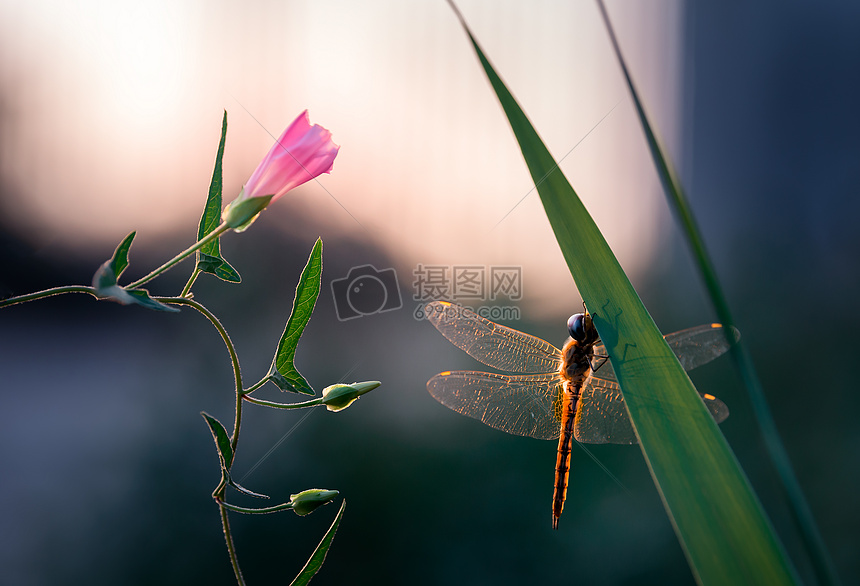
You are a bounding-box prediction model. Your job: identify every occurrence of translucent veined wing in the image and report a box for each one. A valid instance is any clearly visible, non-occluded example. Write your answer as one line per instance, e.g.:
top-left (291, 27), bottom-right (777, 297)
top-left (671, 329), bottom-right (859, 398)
top-left (591, 323), bottom-right (740, 382)
top-left (424, 301), bottom-right (561, 373)
top-left (427, 371), bottom-right (563, 440)
top-left (574, 377), bottom-right (730, 445)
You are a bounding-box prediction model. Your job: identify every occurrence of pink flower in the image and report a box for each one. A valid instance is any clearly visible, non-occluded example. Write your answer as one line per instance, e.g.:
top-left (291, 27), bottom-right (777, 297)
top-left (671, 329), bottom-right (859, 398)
top-left (223, 110), bottom-right (339, 231)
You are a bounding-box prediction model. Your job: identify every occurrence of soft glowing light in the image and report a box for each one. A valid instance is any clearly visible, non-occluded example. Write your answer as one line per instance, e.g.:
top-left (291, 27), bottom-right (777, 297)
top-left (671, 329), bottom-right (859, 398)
top-left (90, 2), bottom-right (190, 123)
top-left (0, 0), bottom-right (683, 317)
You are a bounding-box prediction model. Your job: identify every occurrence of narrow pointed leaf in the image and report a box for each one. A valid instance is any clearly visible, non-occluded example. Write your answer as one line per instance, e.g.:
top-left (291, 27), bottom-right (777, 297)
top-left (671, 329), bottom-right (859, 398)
top-left (201, 411), bottom-right (234, 470)
top-left (194, 111), bottom-right (241, 283)
top-left (92, 234), bottom-right (179, 313)
top-left (290, 499), bottom-right (346, 586)
top-left (92, 231), bottom-right (136, 291)
top-left (449, 5), bottom-right (798, 585)
top-left (593, 3), bottom-right (838, 585)
top-left (228, 477), bottom-right (269, 499)
top-left (267, 238), bottom-right (322, 395)
top-left (111, 231), bottom-right (136, 279)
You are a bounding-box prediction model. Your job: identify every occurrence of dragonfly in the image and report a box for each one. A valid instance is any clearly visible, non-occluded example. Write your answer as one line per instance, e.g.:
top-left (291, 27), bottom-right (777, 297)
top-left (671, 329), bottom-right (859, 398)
top-left (424, 300), bottom-right (734, 529)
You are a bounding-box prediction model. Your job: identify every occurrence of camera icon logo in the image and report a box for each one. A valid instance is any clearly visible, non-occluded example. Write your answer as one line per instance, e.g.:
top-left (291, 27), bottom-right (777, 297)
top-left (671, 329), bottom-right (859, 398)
top-left (331, 265), bottom-right (403, 321)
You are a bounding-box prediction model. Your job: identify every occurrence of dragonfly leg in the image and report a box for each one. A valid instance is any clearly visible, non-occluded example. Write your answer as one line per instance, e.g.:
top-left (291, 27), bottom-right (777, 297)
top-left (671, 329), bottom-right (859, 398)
top-left (590, 354), bottom-right (610, 372)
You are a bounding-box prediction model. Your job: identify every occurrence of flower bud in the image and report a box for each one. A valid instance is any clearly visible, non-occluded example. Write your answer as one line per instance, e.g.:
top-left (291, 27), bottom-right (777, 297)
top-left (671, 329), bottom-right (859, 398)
top-left (321, 381), bottom-right (381, 412)
top-left (290, 488), bottom-right (339, 516)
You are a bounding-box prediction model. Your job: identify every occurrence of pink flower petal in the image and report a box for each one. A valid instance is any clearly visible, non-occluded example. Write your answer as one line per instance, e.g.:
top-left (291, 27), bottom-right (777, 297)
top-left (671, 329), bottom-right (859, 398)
top-left (241, 110), bottom-right (339, 202)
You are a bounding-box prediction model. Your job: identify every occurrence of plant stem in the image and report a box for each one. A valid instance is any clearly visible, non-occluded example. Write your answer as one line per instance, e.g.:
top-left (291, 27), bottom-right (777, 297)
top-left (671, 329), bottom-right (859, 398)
top-left (159, 294), bottom-right (248, 584)
top-left (217, 498), bottom-right (295, 515)
top-left (243, 394), bottom-right (324, 410)
top-left (159, 296), bottom-right (244, 453)
top-left (0, 285), bottom-right (97, 309)
top-left (180, 267), bottom-right (201, 298)
top-left (219, 503), bottom-right (246, 585)
top-left (127, 222), bottom-right (229, 290)
top-left (242, 378), bottom-right (269, 395)
top-left (231, 376), bottom-right (244, 454)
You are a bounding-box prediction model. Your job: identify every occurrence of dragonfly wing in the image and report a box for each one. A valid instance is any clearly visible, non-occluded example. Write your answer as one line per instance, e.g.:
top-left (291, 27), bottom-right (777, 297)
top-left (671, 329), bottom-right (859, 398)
top-left (427, 371), bottom-right (562, 440)
top-left (425, 301), bottom-right (561, 373)
top-left (664, 323), bottom-right (740, 371)
top-left (574, 378), bottom-right (638, 444)
top-left (574, 378), bottom-right (731, 445)
top-left (702, 393), bottom-right (730, 424)
top-left (589, 324), bottom-right (739, 382)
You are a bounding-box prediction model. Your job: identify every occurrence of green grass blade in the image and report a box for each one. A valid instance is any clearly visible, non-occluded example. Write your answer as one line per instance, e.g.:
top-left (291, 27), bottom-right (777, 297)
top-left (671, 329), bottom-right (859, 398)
top-left (290, 499), bottom-right (345, 586)
top-left (267, 238), bottom-right (322, 395)
top-left (447, 3), bottom-right (799, 584)
top-left (594, 2), bottom-right (839, 584)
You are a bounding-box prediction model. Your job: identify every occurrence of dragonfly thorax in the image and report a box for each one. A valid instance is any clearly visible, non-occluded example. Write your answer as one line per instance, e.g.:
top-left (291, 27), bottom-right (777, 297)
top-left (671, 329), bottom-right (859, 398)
top-left (558, 338), bottom-right (593, 384)
top-left (559, 313), bottom-right (599, 385)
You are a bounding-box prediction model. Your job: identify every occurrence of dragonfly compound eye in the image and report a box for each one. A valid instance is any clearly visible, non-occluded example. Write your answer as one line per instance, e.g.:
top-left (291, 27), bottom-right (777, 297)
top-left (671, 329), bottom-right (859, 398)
top-left (567, 313), bottom-right (586, 341)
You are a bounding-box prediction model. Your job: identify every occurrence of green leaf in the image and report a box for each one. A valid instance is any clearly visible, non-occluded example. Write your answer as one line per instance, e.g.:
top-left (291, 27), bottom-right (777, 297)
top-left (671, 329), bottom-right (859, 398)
top-left (194, 111), bottom-right (241, 284)
top-left (201, 411), bottom-right (234, 470)
top-left (593, 3), bottom-right (839, 584)
top-left (92, 231), bottom-right (136, 290)
top-left (449, 6), bottom-right (799, 585)
top-left (111, 231), bottom-right (136, 279)
top-left (92, 232), bottom-right (179, 312)
top-left (196, 253), bottom-right (241, 283)
top-left (266, 238), bottom-right (322, 395)
top-left (124, 289), bottom-right (180, 312)
top-left (290, 499), bottom-right (346, 586)
top-left (93, 284), bottom-right (179, 312)
top-left (228, 477), bottom-right (269, 500)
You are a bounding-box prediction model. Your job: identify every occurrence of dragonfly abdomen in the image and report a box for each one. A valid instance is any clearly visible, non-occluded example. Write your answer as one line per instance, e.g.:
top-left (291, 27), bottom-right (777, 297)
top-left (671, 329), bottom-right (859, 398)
top-left (552, 380), bottom-right (581, 530)
top-left (552, 329), bottom-right (598, 530)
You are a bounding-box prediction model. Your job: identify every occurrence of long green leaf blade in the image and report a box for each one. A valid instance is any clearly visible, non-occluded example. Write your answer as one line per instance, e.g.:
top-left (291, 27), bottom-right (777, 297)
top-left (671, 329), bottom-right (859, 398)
top-left (195, 110), bottom-right (241, 284)
top-left (290, 499), bottom-right (345, 586)
top-left (593, 3), bottom-right (839, 585)
top-left (447, 4), bottom-right (798, 584)
top-left (267, 238), bottom-right (322, 395)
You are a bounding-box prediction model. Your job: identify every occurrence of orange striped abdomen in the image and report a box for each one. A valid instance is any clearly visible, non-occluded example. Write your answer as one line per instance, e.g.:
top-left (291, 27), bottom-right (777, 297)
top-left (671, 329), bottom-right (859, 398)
top-left (552, 381), bottom-right (580, 530)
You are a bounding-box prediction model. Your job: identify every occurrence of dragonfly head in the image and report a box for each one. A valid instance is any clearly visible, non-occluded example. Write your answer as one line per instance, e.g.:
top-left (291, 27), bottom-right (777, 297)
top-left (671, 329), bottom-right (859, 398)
top-left (567, 312), bottom-right (597, 343)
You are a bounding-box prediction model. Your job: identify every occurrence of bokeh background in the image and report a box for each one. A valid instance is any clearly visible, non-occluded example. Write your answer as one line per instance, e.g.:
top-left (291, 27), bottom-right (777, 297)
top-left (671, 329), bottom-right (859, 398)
top-left (1, 1), bottom-right (858, 584)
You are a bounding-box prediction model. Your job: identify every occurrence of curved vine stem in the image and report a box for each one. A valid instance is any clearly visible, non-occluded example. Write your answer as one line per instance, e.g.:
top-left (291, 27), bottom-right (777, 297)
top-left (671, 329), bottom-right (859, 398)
top-left (158, 295), bottom-right (246, 584)
top-left (220, 501), bottom-right (246, 585)
top-left (243, 394), bottom-right (324, 410)
top-left (216, 498), bottom-right (295, 515)
top-left (0, 285), bottom-right (97, 309)
top-left (127, 223), bottom-right (229, 290)
top-left (158, 296), bottom-right (244, 453)
top-left (241, 378), bottom-right (268, 395)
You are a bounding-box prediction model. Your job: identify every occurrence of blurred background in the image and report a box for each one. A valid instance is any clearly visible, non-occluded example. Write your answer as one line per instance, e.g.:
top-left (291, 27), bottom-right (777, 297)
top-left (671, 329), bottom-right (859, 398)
top-left (0, 0), bottom-right (857, 584)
